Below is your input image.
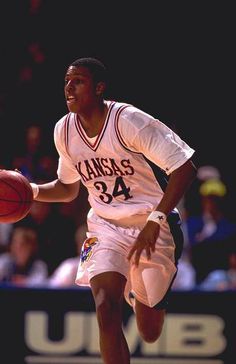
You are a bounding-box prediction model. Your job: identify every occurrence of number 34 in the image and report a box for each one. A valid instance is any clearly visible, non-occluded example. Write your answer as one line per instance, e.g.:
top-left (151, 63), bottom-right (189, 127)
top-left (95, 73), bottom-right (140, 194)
top-left (94, 176), bottom-right (133, 204)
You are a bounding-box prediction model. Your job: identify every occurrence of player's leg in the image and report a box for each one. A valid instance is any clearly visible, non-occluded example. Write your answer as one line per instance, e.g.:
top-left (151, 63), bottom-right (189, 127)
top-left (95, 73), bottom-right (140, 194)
top-left (134, 296), bottom-right (167, 342)
top-left (132, 212), bottom-right (184, 342)
top-left (90, 271), bottom-right (130, 364)
top-left (125, 247), bottom-right (178, 343)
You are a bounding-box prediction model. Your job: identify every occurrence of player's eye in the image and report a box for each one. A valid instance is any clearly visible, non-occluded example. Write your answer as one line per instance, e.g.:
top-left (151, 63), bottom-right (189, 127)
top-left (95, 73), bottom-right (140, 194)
top-left (74, 78), bottom-right (82, 85)
top-left (65, 78), bottom-right (82, 87)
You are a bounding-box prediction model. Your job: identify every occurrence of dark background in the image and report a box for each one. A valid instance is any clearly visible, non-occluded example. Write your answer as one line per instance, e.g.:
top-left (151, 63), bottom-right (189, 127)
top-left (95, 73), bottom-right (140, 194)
top-left (0, 1), bottom-right (234, 197)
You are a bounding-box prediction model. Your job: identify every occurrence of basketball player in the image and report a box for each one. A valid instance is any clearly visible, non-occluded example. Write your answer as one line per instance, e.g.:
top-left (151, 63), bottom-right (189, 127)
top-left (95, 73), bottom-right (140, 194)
top-left (30, 57), bottom-right (197, 364)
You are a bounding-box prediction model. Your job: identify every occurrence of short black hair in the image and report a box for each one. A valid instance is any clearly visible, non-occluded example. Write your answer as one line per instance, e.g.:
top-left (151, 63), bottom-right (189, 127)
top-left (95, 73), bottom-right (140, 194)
top-left (70, 57), bottom-right (107, 84)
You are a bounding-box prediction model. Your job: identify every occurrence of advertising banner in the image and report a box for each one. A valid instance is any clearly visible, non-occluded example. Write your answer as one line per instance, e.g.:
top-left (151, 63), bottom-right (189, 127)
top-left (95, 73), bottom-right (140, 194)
top-left (0, 286), bottom-right (235, 364)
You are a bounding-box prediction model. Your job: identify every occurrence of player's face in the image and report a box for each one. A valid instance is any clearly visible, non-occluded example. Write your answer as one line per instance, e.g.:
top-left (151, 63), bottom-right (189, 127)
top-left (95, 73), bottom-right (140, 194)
top-left (64, 66), bottom-right (98, 114)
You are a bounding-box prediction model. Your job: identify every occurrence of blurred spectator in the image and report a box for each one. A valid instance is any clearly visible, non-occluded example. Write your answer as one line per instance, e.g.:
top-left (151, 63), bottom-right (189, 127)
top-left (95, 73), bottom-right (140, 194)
top-left (197, 165), bottom-right (221, 182)
top-left (184, 164), bottom-right (222, 218)
top-left (11, 124), bottom-right (44, 181)
top-left (185, 178), bottom-right (236, 283)
top-left (36, 153), bottom-right (57, 181)
top-left (11, 124), bottom-right (57, 182)
top-left (188, 179), bottom-right (228, 243)
top-left (0, 226), bottom-right (48, 286)
top-left (15, 200), bottom-right (77, 275)
top-left (58, 183), bottom-right (90, 226)
top-left (48, 223), bottom-right (87, 288)
top-left (199, 251), bottom-right (236, 291)
top-left (172, 250), bottom-right (196, 290)
top-left (0, 223), bottom-right (13, 253)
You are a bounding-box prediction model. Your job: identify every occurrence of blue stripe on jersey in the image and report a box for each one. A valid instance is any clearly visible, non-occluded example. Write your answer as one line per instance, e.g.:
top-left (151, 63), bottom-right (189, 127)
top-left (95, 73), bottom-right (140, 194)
top-left (167, 212), bottom-right (184, 265)
top-left (143, 156), bottom-right (169, 192)
top-left (144, 156), bottom-right (183, 264)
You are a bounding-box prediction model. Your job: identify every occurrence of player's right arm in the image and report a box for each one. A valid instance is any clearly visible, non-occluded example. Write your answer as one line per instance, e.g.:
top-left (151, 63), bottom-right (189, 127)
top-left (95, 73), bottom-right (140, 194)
top-left (32, 179), bottom-right (80, 202)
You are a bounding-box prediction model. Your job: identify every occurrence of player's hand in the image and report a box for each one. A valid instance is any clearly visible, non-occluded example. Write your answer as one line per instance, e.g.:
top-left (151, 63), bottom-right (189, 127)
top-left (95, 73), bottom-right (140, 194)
top-left (14, 169), bottom-right (22, 174)
top-left (127, 221), bottom-right (160, 267)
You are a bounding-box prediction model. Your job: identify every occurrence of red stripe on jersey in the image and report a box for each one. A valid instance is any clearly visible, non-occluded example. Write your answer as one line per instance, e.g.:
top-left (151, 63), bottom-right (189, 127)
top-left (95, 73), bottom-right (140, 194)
top-left (114, 105), bottom-right (130, 148)
top-left (64, 114), bottom-right (70, 156)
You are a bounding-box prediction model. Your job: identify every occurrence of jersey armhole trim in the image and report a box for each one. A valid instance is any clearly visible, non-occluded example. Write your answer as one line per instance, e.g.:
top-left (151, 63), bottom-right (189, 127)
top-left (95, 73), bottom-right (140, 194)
top-left (64, 113), bottom-right (71, 158)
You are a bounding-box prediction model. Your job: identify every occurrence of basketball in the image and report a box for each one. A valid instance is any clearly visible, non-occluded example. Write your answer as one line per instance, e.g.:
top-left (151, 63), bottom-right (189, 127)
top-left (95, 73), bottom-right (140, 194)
top-left (0, 169), bottom-right (33, 223)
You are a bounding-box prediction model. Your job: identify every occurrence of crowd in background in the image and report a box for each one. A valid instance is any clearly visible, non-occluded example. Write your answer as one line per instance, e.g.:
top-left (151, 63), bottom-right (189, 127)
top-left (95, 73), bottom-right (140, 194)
top-left (0, 124), bottom-right (236, 292)
top-left (0, 124), bottom-right (90, 287)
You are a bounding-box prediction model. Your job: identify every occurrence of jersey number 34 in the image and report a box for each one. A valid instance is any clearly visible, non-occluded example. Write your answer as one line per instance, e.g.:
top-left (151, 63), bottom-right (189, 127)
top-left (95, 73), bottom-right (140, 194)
top-left (94, 176), bottom-right (133, 204)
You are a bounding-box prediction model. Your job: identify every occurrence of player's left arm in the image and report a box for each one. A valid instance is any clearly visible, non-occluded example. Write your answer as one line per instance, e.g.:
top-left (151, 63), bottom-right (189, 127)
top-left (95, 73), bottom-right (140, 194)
top-left (156, 158), bottom-right (197, 216)
top-left (128, 159), bottom-right (197, 266)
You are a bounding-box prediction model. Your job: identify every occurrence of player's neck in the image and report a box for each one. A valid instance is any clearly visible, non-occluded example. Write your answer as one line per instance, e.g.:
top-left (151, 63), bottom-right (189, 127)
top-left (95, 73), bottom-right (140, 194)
top-left (78, 101), bottom-right (109, 138)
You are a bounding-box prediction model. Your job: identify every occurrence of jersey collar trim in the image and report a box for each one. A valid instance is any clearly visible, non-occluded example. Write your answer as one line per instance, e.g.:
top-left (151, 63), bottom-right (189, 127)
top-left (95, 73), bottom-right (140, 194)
top-left (74, 101), bottom-right (115, 151)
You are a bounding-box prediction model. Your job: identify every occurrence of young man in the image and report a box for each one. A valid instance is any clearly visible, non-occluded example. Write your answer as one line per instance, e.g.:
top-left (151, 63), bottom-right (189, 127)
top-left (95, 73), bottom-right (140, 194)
top-left (30, 57), bottom-right (197, 364)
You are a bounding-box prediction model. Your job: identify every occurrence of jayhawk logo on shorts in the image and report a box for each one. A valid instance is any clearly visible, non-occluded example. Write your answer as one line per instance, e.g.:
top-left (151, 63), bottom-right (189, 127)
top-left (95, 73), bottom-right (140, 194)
top-left (80, 237), bottom-right (98, 263)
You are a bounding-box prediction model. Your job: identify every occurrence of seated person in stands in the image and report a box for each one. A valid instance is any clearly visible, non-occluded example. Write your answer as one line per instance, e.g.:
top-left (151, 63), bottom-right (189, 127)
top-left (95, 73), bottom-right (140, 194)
top-left (47, 223), bottom-right (87, 287)
top-left (199, 251), bottom-right (236, 291)
top-left (185, 178), bottom-right (236, 283)
top-left (15, 200), bottom-right (77, 275)
top-left (171, 250), bottom-right (196, 290)
top-left (0, 226), bottom-right (48, 286)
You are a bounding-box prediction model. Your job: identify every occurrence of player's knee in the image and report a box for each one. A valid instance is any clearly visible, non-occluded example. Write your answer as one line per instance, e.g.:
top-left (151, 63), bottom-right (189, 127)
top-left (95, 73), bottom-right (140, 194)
top-left (95, 293), bottom-right (121, 329)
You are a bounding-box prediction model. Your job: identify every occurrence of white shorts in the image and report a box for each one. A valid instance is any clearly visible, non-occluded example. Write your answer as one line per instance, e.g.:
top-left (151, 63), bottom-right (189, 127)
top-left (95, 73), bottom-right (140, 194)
top-left (76, 209), bottom-right (181, 308)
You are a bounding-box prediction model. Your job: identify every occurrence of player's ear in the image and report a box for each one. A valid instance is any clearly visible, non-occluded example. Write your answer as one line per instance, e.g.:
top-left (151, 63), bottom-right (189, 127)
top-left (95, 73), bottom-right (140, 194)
top-left (96, 81), bottom-right (106, 96)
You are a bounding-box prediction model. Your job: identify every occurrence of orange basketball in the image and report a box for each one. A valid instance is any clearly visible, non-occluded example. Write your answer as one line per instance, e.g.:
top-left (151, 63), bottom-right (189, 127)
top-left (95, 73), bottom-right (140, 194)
top-left (0, 169), bottom-right (33, 223)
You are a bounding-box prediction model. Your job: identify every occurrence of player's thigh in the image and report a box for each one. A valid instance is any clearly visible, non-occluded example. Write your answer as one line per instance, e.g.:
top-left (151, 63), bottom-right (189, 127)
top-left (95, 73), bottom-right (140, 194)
top-left (90, 271), bottom-right (127, 305)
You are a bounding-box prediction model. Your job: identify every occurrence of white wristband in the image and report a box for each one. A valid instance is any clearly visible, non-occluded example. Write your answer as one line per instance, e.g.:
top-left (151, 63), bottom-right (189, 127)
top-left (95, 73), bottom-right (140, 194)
top-left (147, 211), bottom-right (167, 225)
top-left (30, 183), bottom-right (39, 199)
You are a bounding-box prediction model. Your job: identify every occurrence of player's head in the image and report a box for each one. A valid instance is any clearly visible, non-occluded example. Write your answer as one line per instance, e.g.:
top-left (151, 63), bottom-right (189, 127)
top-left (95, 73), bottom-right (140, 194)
top-left (65, 57), bottom-right (107, 113)
top-left (71, 57), bottom-right (107, 84)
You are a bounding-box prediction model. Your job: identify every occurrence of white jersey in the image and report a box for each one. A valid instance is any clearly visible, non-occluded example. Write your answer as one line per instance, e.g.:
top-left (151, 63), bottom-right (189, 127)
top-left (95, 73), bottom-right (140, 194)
top-left (54, 101), bottom-right (194, 221)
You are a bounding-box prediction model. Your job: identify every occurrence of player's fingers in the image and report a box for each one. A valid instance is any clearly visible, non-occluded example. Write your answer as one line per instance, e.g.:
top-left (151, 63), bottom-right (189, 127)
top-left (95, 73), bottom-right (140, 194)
top-left (14, 168), bottom-right (22, 174)
top-left (146, 246), bottom-right (151, 260)
top-left (127, 245), bottom-right (136, 261)
top-left (134, 249), bottom-right (142, 266)
top-left (150, 241), bottom-right (156, 253)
